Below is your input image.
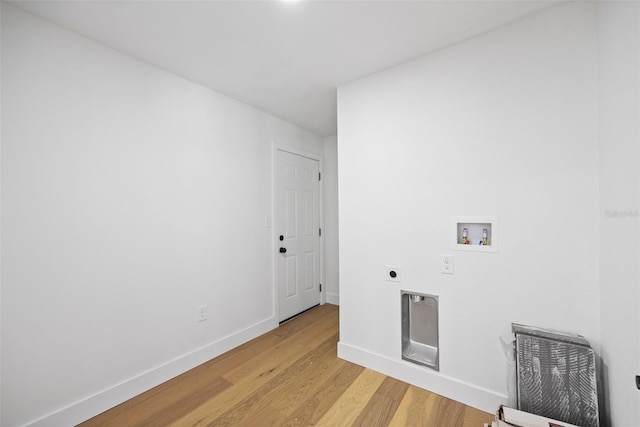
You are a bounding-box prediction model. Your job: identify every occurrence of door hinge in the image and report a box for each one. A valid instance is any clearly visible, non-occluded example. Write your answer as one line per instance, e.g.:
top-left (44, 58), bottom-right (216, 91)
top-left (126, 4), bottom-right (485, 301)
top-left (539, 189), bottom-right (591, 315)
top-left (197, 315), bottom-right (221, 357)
top-left (318, 172), bottom-right (321, 181)
top-left (319, 228), bottom-right (322, 237)
top-left (319, 284), bottom-right (322, 292)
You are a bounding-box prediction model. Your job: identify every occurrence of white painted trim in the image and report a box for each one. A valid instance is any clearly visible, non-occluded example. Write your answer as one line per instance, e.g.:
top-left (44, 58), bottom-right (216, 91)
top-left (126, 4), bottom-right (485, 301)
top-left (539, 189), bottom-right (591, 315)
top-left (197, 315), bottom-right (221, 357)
top-left (25, 317), bottom-right (278, 427)
top-left (326, 293), bottom-right (340, 305)
top-left (271, 142), bottom-right (278, 321)
top-left (337, 341), bottom-right (506, 415)
top-left (272, 145), bottom-right (326, 322)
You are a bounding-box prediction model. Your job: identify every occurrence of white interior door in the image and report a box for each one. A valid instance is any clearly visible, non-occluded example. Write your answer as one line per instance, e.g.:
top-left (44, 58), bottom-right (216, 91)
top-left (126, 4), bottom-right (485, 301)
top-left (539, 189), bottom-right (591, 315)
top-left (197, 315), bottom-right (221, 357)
top-left (277, 150), bottom-right (321, 322)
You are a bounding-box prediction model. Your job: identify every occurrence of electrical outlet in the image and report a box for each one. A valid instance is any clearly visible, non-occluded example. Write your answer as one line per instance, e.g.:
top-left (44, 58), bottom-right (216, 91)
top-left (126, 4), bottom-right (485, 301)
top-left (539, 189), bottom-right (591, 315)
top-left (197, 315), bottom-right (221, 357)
top-left (385, 266), bottom-right (401, 282)
top-left (440, 255), bottom-right (454, 274)
top-left (197, 304), bottom-right (208, 322)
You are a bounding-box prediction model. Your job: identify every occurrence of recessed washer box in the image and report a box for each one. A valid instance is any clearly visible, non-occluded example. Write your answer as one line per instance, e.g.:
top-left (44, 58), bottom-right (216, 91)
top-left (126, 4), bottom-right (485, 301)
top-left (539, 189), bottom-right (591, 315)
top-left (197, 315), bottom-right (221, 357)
top-left (452, 216), bottom-right (498, 253)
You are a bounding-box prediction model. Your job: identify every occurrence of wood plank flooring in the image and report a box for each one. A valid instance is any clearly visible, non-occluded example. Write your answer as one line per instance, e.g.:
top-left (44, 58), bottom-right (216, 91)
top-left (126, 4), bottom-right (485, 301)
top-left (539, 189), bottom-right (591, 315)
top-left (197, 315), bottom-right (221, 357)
top-left (79, 304), bottom-right (493, 426)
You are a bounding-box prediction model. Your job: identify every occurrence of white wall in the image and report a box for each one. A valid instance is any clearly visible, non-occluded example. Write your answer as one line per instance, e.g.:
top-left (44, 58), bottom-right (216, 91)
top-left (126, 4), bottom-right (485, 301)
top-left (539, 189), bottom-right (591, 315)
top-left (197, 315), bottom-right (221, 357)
top-left (0, 2), bottom-right (4, 425)
top-left (598, 3), bottom-right (640, 426)
top-left (1, 5), bottom-right (323, 426)
top-left (323, 135), bottom-right (339, 304)
top-left (338, 1), bottom-right (601, 414)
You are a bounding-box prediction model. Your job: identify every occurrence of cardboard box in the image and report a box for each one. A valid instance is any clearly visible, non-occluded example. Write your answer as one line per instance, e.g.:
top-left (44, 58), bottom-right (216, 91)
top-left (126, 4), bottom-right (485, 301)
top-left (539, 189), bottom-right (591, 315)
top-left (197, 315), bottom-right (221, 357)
top-left (494, 405), bottom-right (579, 427)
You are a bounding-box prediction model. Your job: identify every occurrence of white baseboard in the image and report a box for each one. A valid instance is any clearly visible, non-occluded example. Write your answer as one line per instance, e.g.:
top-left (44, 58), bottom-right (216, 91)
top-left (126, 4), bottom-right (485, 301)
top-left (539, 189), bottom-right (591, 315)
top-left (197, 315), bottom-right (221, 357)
top-left (26, 317), bottom-right (278, 427)
top-left (325, 292), bottom-right (339, 305)
top-left (337, 341), bottom-right (506, 414)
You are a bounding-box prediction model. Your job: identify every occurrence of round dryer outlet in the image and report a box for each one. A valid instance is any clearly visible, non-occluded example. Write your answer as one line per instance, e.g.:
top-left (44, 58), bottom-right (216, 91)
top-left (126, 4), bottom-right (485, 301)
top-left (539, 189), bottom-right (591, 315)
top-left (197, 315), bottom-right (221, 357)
top-left (385, 266), bottom-right (401, 282)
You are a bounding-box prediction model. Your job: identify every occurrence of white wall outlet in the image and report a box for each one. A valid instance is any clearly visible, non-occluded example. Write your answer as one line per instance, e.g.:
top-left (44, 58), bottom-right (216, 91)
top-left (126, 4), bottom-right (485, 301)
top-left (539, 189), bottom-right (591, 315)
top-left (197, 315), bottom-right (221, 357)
top-left (385, 265), bottom-right (401, 282)
top-left (197, 304), bottom-right (208, 322)
top-left (440, 255), bottom-right (454, 274)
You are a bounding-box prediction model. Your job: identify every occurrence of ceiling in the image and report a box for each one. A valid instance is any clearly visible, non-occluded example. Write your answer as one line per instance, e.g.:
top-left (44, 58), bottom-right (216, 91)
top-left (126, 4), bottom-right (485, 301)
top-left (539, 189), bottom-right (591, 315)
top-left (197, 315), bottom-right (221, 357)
top-left (9, 0), bottom-right (560, 137)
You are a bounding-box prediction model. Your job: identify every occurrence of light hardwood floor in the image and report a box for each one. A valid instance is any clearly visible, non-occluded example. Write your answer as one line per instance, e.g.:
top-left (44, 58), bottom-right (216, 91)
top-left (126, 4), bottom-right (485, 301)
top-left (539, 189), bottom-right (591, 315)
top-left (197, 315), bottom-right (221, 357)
top-left (79, 304), bottom-right (494, 426)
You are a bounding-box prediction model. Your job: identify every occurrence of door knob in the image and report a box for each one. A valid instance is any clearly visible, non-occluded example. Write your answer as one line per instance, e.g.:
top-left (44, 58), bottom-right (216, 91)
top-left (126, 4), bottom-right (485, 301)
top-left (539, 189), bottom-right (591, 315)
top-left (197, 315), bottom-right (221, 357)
top-left (279, 247), bottom-right (287, 253)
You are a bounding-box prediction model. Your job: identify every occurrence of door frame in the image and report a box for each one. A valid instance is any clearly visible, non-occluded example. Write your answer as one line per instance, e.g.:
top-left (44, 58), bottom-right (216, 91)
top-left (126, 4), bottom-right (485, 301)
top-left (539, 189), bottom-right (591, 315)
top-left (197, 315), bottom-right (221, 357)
top-left (272, 144), bottom-right (325, 322)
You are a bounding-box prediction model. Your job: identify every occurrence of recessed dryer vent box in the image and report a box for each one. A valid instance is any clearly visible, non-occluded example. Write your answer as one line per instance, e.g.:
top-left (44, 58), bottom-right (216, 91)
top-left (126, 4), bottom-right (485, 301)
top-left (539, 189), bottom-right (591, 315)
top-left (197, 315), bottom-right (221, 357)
top-left (452, 216), bottom-right (498, 252)
top-left (401, 291), bottom-right (439, 371)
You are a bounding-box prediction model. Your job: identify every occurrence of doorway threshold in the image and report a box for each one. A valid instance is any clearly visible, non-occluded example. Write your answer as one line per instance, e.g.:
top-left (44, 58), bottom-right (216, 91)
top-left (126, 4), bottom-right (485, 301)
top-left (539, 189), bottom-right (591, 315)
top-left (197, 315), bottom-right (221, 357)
top-left (279, 304), bottom-right (320, 324)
